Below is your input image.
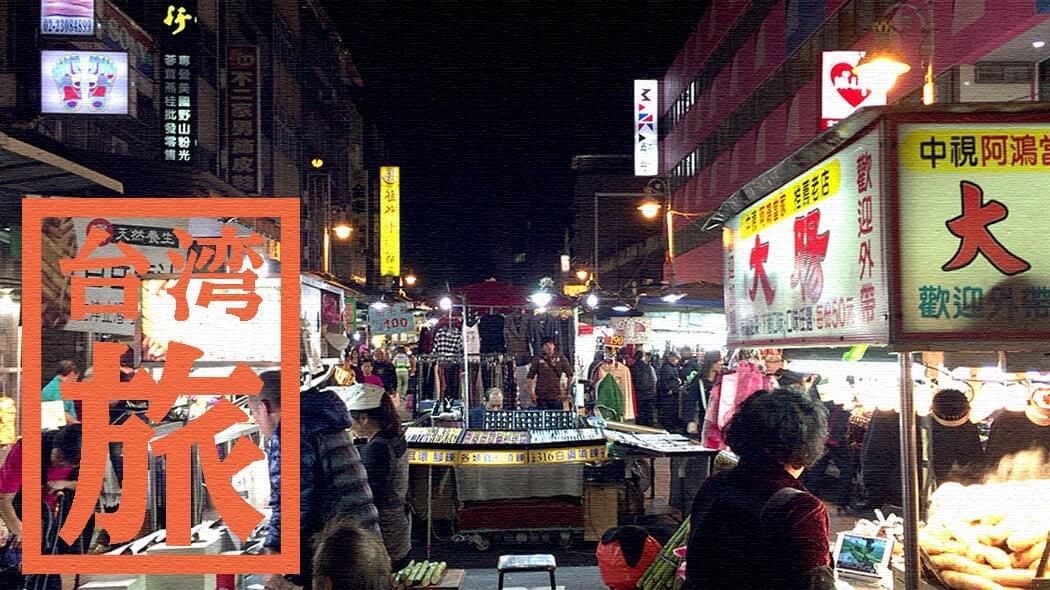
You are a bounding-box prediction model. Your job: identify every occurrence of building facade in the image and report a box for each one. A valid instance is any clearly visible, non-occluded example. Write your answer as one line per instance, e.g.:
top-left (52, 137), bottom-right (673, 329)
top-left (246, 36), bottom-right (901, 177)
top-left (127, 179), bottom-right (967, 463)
top-left (0, 0), bottom-right (387, 285)
top-left (569, 154), bottom-right (664, 293)
top-left (657, 0), bottom-right (1050, 286)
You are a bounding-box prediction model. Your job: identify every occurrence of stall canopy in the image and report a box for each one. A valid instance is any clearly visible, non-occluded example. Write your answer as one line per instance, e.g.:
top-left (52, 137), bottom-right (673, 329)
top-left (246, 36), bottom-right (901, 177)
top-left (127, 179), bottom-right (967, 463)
top-left (453, 278), bottom-right (573, 308)
top-left (0, 131), bottom-right (124, 195)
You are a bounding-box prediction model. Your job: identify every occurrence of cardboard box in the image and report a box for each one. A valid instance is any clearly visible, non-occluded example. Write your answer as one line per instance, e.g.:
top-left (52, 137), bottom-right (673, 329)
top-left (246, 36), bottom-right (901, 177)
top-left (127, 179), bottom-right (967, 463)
top-left (584, 484), bottom-right (620, 542)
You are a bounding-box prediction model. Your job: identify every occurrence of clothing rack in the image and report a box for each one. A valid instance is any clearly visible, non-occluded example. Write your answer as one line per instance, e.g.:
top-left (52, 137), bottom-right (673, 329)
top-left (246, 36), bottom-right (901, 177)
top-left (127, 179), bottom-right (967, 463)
top-left (413, 353), bottom-right (519, 413)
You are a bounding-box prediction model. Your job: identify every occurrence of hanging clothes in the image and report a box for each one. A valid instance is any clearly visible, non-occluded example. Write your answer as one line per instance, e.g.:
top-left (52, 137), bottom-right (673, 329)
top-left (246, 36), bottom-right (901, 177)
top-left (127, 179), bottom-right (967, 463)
top-left (504, 312), bottom-right (532, 359)
top-left (527, 313), bottom-right (561, 358)
top-left (417, 326), bottom-right (433, 354)
top-left (596, 360), bottom-right (636, 421)
top-left (464, 318), bottom-right (481, 355)
top-left (596, 373), bottom-right (625, 421)
top-left (432, 326), bottom-right (463, 355)
top-left (479, 313), bottom-right (507, 353)
top-left (558, 315), bottom-right (576, 363)
top-left (701, 361), bottom-right (771, 449)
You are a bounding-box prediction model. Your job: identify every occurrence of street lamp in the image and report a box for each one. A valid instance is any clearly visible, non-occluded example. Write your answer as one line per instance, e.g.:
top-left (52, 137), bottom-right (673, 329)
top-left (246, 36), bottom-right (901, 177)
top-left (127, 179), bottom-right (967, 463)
top-left (585, 292), bottom-right (600, 309)
top-left (403, 274), bottom-right (418, 287)
top-left (322, 221), bottom-right (353, 275)
top-left (637, 177), bottom-right (699, 293)
top-left (575, 269), bottom-right (590, 283)
top-left (637, 198), bottom-right (661, 220)
top-left (853, 0), bottom-right (935, 104)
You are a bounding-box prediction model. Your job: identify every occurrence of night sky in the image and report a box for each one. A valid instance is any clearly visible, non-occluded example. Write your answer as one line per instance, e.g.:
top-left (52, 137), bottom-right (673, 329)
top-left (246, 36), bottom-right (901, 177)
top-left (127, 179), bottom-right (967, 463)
top-left (327, 1), bottom-right (708, 288)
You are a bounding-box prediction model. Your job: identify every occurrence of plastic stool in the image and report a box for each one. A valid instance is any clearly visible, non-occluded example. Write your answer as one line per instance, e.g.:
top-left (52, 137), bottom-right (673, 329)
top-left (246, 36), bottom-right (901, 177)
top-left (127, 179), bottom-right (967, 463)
top-left (497, 554), bottom-right (557, 590)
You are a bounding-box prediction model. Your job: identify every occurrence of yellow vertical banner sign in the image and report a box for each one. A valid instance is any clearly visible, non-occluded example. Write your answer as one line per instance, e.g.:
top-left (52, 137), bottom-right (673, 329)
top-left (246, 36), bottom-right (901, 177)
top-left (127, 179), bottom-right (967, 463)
top-left (379, 166), bottom-right (401, 277)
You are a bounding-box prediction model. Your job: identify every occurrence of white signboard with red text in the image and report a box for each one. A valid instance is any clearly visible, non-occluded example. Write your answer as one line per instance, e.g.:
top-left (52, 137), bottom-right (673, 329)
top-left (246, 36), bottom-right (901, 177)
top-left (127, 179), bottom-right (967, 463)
top-left (821, 51), bottom-right (886, 130)
top-left (723, 127), bottom-right (888, 347)
top-left (894, 121), bottom-right (1050, 345)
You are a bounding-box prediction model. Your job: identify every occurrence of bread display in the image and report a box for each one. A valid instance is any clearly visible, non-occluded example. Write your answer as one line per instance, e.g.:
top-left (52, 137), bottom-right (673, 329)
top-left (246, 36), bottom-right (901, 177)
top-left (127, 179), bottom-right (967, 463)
top-left (921, 481), bottom-right (1050, 589)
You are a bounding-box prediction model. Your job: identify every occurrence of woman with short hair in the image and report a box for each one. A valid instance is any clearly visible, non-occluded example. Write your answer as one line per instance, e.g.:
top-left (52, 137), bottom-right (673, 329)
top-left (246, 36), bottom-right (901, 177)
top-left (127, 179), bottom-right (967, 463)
top-left (685, 389), bottom-right (833, 590)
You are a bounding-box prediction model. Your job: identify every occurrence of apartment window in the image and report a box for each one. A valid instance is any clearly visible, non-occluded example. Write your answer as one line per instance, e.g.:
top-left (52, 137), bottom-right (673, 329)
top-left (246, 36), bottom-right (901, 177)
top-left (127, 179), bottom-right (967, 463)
top-left (974, 62), bottom-right (1033, 84)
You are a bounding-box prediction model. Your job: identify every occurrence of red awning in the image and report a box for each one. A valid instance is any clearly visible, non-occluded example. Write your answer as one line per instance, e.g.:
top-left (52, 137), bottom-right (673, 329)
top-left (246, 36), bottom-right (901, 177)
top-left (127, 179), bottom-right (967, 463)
top-left (452, 278), bottom-right (574, 308)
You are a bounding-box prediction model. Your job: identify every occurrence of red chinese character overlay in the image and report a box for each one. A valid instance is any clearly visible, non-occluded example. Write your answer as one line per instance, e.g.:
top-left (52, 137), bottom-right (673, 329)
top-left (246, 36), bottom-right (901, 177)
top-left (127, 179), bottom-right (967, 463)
top-left (59, 226), bottom-right (150, 320)
top-left (165, 226), bottom-right (265, 321)
top-left (59, 341), bottom-right (264, 547)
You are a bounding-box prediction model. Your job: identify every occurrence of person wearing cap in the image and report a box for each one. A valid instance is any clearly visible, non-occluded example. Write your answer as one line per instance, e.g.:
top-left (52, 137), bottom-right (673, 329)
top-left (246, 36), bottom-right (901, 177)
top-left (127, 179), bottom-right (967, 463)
top-left (346, 382), bottom-right (411, 570)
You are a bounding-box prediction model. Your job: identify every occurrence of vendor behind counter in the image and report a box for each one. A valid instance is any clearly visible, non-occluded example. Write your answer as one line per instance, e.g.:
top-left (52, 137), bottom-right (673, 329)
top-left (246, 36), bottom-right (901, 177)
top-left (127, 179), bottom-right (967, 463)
top-left (467, 388), bottom-right (503, 428)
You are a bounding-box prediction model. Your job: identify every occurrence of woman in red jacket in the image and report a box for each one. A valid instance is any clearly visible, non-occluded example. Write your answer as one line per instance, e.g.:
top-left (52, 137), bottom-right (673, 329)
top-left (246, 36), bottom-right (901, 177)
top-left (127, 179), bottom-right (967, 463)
top-left (685, 389), bottom-right (833, 590)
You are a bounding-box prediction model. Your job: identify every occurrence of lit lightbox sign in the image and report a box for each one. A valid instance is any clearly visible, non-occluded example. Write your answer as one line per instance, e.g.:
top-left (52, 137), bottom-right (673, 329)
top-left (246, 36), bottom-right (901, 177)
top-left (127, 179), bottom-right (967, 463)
top-left (41, 0), bottom-right (95, 35)
top-left (634, 80), bottom-right (659, 176)
top-left (41, 50), bottom-right (129, 115)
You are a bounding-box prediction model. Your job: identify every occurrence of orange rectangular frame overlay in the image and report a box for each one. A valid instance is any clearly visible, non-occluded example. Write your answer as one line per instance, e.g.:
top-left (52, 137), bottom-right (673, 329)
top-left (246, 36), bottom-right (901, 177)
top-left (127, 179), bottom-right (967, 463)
top-left (22, 197), bottom-right (301, 574)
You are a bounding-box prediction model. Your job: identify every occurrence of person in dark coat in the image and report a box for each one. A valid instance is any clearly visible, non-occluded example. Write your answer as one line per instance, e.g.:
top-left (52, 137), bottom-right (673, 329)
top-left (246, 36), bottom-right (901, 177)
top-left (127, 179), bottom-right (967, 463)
top-left (656, 351), bottom-right (683, 432)
top-left (248, 371), bottom-right (381, 590)
top-left (346, 382), bottom-right (411, 571)
top-left (371, 349), bottom-right (399, 395)
top-left (630, 350), bottom-right (657, 426)
top-left (985, 389), bottom-right (1050, 469)
top-left (685, 389), bottom-right (833, 590)
top-left (928, 389), bottom-right (984, 486)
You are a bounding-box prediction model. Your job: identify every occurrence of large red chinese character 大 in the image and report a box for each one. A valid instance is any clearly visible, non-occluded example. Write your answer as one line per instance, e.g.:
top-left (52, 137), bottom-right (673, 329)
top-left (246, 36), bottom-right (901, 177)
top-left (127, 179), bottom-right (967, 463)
top-left (942, 181), bottom-right (1030, 276)
top-left (748, 234), bottom-right (775, 305)
top-left (790, 209), bottom-right (830, 302)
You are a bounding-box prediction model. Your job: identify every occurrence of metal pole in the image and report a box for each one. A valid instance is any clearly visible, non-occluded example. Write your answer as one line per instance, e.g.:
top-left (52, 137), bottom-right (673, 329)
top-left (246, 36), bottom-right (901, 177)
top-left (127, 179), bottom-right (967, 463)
top-left (427, 464), bottom-right (433, 559)
top-left (927, 0), bottom-right (935, 104)
top-left (665, 208), bottom-right (676, 288)
top-left (461, 297), bottom-right (470, 428)
top-left (898, 351), bottom-right (921, 590)
top-left (593, 191), bottom-right (599, 285)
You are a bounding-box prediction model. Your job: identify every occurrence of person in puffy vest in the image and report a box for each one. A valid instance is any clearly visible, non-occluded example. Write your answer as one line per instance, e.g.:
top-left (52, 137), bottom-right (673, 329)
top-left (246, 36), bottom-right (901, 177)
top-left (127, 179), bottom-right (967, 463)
top-left (248, 371), bottom-right (381, 590)
top-left (346, 382), bottom-right (411, 570)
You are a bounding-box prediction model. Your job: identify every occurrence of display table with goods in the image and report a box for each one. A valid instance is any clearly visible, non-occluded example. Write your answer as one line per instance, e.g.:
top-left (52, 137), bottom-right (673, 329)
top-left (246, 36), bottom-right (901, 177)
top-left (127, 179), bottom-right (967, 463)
top-left (406, 421), bottom-right (608, 553)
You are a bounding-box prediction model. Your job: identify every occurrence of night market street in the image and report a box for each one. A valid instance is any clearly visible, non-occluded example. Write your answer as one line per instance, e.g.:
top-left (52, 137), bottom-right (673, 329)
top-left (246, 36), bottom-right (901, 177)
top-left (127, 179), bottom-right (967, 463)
top-left (3, 2), bottom-right (1050, 590)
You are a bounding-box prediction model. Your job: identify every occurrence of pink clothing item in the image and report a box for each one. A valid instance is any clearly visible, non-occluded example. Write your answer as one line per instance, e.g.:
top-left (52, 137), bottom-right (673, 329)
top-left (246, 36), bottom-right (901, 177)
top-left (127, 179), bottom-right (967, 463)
top-left (363, 375), bottom-right (385, 388)
top-left (0, 442), bottom-right (74, 511)
top-left (702, 361), bottom-right (772, 450)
